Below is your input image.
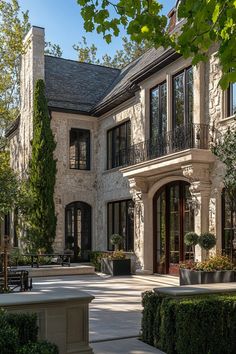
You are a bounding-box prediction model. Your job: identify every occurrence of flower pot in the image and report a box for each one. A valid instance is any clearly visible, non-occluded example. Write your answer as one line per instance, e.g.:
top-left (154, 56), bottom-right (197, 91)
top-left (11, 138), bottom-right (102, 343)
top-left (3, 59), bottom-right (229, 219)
top-left (179, 268), bottom-right (235, 286)
top-left (101, 258), bottom-right (131, 276)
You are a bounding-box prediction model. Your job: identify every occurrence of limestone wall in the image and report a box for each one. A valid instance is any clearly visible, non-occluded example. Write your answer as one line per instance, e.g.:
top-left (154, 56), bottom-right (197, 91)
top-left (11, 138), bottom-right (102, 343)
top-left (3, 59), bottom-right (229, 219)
top-left (51, 111), bottom-right (97, 251)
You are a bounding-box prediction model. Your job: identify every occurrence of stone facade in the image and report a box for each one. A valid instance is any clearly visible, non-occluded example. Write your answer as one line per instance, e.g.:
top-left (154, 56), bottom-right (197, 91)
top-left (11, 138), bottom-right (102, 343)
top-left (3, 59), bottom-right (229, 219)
top-left (8, 25), bottom-right (235, 273)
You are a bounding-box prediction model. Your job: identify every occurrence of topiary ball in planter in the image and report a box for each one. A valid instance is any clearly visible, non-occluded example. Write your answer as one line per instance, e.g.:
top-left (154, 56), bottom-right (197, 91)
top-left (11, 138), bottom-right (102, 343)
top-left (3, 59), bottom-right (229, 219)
top-left (184, 232), bottom-right (199, 246)
top-left (198, 232), bottom-right (216, 251)
top-left (110, 234), bottom-right (124, 251)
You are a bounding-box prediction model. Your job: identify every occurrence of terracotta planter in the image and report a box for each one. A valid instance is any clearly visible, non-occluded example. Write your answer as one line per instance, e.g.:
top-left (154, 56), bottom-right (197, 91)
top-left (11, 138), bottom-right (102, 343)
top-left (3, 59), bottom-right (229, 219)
top-left (101, 258), bottom-right (131, 276)
top-left (179, 268), bottom-right (235, 286)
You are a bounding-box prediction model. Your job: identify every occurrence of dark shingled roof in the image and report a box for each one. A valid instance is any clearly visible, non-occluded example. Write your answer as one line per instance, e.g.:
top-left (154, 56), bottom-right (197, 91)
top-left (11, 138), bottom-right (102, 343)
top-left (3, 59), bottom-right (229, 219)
top-left (45, 56), bottom-right (120, 113)
top-left (45, 46), bottom-right (180, 116)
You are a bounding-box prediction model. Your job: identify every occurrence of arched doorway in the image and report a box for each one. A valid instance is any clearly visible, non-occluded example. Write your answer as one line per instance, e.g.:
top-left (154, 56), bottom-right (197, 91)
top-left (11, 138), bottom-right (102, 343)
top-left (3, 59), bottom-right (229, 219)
top-left (65, 202), bottom-right (92, 260)
top-left (153, 181), bottom-right (194, 274)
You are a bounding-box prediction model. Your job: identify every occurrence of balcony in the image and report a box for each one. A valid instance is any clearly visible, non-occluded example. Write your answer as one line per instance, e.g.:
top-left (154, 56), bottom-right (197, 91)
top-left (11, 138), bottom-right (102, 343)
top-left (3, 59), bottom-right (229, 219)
top-left (115, 123), bottom-right (210, 168)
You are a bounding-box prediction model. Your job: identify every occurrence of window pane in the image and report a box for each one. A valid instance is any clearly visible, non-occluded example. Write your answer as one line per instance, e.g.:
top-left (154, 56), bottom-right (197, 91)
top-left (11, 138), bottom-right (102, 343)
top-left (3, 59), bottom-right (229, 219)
top-left (160, 82), bottom-right (167, 135)
top-left (107, 121), bottom-right (131, 169)
top-left (107, 203), bottom-right (113, 250)
top-left (187, 67), bottom-right (193, 124)
top-left (127, 200), bottom-right (134, 251)
top-left (107, 200), bottom-right (134, 251)
top-left (173, 72), bottom-right (184, 127)
top-left (69, 129), bottom-right (90, 170)
top-left (232, 83), bottom-right (236, 115)
top-left (107, 130), bottom-right (112, 170)
top-left (150, 86), bottom-right (160, 140)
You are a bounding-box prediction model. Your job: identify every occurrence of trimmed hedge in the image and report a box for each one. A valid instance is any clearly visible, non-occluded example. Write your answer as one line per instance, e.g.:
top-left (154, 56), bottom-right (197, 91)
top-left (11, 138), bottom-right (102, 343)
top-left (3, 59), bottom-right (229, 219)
top-left (141, 291), bottom-right (236, 354)
top-left (19, 340), bottom-right (59, 354)
top-left (0, 310), bottom-right (58, 354)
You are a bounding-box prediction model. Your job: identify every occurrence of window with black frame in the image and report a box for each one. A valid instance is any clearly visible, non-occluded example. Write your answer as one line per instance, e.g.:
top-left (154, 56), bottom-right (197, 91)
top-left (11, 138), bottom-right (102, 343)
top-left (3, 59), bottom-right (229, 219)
top-left (227, 82), bottom-right (236, 117)
top-left (173, 67), bottom-right (193, 127)
top-left (107, 200), bottom-right (134, 251)
top-left (150, 81), bottom-right (167, 157)
top-left (172, 67), bottom-right (193, 151)
top-left (222, 189), bottom-right (236, 260)
top-left (107, 120), bottom-right (131, 169)
top-left (69, 128), bottom-right (90, 170)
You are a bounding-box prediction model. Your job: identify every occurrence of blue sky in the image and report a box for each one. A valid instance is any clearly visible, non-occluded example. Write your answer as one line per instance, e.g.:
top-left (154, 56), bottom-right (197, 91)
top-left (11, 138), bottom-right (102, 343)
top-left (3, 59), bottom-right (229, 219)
top-left (18, 0), bottom-right (176, 61)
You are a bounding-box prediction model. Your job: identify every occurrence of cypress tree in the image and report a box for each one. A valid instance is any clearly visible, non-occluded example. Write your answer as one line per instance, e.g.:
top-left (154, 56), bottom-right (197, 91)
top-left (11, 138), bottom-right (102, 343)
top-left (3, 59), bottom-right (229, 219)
top-left (27, 79), bottom-right (57, 252)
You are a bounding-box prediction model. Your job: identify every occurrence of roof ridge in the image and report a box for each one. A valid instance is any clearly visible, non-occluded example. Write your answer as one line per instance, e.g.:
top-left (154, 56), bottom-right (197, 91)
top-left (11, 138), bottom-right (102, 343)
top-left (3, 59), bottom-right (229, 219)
top-left (44, 55), bottom-right (121, 71)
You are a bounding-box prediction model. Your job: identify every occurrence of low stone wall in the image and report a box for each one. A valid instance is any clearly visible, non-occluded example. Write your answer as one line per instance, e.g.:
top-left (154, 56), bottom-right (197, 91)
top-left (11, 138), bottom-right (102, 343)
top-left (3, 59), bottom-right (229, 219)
top-left (0, 290), bottom-right (94, 354)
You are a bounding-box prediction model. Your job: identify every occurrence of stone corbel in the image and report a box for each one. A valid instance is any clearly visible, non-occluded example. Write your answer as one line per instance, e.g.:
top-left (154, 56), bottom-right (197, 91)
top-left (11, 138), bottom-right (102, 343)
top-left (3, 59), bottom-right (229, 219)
top-left (129, 177), bottom-right (148, 202)
top-left (182, 163), bottom-right (212, 184)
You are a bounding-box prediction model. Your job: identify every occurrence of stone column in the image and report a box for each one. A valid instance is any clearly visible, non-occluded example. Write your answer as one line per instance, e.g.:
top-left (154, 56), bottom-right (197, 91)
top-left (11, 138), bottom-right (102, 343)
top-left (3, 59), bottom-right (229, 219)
top-left (129, 177), bottom-right (152, 274)
top-left (182, 164), bottom-right (212, 261)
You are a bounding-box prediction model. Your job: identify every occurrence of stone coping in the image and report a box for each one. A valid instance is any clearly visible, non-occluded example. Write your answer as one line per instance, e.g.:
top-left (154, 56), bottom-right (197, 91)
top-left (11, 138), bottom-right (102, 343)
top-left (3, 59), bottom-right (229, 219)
top-left (0, 289), bottom-right (94, 306)
top-left (154, 282), bottom-right (236, 297)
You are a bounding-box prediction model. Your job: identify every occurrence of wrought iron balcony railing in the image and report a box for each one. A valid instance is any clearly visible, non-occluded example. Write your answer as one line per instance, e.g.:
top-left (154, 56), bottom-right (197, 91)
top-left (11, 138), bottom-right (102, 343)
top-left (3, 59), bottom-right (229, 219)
top-left (115, 123), bottom-right (209, 168)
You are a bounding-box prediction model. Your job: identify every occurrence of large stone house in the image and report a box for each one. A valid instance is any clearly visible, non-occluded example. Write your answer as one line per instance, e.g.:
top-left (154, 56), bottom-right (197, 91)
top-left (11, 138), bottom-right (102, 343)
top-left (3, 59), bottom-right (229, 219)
top-left (6, 8), bottom-right (236, 274)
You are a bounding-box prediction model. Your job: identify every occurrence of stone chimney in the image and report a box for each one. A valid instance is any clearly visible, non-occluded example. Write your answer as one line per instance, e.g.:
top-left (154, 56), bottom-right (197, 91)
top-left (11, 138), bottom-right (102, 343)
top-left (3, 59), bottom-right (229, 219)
top-left (19, 26), bottom-right (45, 174)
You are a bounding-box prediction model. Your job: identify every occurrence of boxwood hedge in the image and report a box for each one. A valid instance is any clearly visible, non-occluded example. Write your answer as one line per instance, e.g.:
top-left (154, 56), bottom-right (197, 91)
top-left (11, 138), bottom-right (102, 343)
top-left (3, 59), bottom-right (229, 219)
top-left (0, 310), bottom-right (58, 354)
top-left (141, 291), bottom-right (236, 354)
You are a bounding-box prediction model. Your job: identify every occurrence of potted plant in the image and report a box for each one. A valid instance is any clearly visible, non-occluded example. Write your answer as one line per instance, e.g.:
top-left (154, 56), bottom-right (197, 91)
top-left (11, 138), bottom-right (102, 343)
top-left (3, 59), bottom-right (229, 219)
top-left (179, 254), bottom-right (235, 285)
top-left (198, 232), bottom-right (216, 259)
top-left (101, 250), bottom-right (131, 276)
top-left (184, 232), bottom-right (199, 260)
top-left (101, 234), bottom-right (131, 276)
top-left (110, 234), bottom-right (124, 251)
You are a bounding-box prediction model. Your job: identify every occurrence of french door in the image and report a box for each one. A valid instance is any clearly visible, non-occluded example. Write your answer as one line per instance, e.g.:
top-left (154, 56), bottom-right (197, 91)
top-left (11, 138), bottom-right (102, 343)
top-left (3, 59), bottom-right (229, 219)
top-left (153, 181), bottom-right (194, 274)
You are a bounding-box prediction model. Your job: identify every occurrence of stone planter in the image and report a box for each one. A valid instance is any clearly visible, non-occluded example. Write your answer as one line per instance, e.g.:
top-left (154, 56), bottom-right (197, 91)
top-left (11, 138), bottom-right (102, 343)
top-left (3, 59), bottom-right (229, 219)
top-left (101, 258), bottom-right (131, 276)
top-left (179, 268), bottom-right (235, 286)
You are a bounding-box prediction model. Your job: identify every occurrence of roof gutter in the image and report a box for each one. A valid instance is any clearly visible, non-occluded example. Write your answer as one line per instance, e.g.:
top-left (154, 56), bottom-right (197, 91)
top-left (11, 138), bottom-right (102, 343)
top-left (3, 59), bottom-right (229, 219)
top-left (93, 48), bottom-right (181, 117)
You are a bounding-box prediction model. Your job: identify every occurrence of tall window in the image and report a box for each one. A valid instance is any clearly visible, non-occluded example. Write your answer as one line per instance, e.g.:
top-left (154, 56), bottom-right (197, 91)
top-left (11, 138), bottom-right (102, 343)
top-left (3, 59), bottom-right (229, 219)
top-left (69, 128), bottom-right (90, 170)
top-left (150, 81), bottom-right (167, 141)
top-left (107, 120), bottom-right (131, 169)
top-left (222, 189), bottom-right (236, 259)
top-left (107, 200), bottom-right (134, 251)
top-left (228, 82), bottom-right (236, 116)
top-left (173, 67), bottom-right (193, 127)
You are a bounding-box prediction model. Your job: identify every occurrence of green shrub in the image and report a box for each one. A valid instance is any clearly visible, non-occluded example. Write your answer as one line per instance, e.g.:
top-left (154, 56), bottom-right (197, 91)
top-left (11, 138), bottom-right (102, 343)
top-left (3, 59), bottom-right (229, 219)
top-left (5, 312), bottom-right (38, 345)
top-left (198, 232), bottom-right (216, 251)
top-left (110, 234), bottom-right (124, 250)
top-left (184, 232), bottom-right (199, 246)
top-left (141, 291), bottom-right (236, 354)
top-left (18, 340), bottom-right (59, 354)
top-left (0, 313), bottom-right (19, 354)
top-left (0, 310), bottom-right (58, 354)
top-left (89, 251), bottom-right (106, 271)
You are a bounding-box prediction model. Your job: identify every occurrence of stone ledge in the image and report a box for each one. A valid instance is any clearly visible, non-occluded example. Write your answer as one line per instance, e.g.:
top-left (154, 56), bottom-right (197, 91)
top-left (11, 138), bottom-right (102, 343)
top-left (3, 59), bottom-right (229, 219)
top-left (28, 264), bottom-right (95, 277)
top-left (0, 289), bottom-right (94, 354)
top-left (154, 282), bottom-right (236, 297)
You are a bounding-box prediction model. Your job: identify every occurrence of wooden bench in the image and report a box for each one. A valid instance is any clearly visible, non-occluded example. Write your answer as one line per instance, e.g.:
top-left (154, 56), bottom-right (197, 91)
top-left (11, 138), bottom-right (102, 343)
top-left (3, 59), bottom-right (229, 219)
top-left (0, 270), bottom-right (32, 292)
top-left (23, 254), bottom-right (71, 268)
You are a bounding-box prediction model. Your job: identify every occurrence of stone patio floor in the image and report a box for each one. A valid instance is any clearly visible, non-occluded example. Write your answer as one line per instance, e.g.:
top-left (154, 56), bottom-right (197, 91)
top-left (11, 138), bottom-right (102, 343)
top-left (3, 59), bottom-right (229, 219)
top-left (33, 273), bottom-right (179, 353)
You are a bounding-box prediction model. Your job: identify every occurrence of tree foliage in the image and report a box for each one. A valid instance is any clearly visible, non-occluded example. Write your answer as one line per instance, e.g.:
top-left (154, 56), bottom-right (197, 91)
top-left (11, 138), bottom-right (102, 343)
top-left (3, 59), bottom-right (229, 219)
top-left (77, 0), bottom-right (236, 87)
top-left (73, 35), bottom-right (150, 68)
top-left (45, 41), bottom-right (63, 58)
top-left (212, 125), bottom-right (236, 260)
top-left (212, 126), bottom-right (236, 202)
top-left (26, 80), bottom-right (57, 252)
top-left (0, 0), bottom-right (30, 142)
top-left (0, 151), bottom-right (19, 216)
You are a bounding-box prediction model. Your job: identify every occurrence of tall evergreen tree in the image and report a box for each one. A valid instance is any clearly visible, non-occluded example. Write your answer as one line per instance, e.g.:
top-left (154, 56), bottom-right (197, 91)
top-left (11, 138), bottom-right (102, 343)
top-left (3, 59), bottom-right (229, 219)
top-left (27, 79), bottom-right (57, 252)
